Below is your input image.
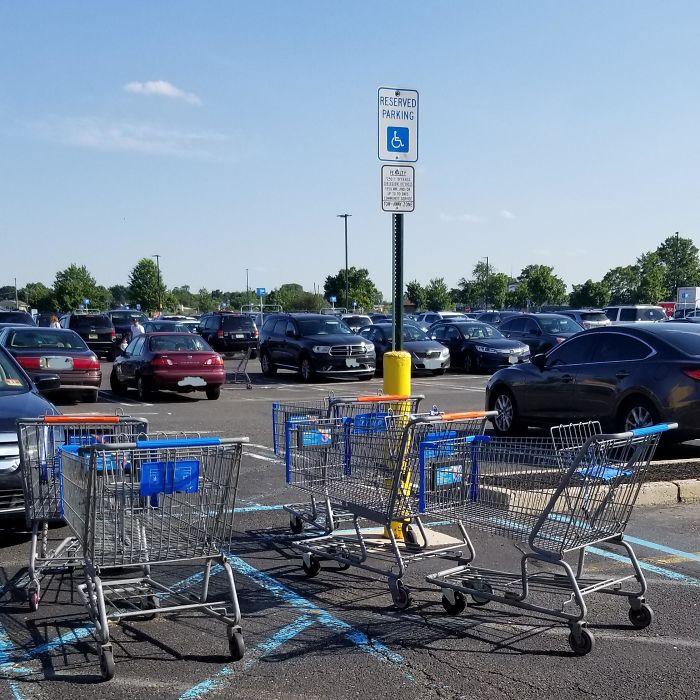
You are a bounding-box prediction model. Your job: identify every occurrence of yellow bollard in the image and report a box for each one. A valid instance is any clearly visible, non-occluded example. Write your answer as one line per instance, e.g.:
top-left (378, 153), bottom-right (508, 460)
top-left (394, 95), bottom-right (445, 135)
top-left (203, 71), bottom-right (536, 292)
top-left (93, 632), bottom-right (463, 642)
top-left (382, 351), bottom-right (412, 539)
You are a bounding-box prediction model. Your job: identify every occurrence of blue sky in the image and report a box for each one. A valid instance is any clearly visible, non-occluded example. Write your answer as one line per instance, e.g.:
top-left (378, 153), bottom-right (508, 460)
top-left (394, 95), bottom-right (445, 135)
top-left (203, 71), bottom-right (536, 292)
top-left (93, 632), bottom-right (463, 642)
top-left (1, 1), bottom-right (699, 299)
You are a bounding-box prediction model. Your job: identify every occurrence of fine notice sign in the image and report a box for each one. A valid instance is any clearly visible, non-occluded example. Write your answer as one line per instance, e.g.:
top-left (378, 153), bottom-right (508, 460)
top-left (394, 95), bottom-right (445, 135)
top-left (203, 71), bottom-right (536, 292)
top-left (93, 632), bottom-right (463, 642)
top-left (381, 165), bottom-right (415, 212)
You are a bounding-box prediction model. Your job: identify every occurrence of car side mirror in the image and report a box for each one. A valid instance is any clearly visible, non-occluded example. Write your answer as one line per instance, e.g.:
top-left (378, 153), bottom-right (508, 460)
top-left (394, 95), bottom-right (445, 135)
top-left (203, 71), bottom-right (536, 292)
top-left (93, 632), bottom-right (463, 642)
top-left (531, 353), bottom-right (547, 369)
top-left (34, 374), bottom-right (61, 392)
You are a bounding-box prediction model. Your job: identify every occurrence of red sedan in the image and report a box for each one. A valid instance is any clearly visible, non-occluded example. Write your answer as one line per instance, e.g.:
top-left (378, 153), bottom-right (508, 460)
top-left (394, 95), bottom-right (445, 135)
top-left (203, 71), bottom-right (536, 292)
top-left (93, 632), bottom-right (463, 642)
top-left (109, 333), bottom-right (225, 400)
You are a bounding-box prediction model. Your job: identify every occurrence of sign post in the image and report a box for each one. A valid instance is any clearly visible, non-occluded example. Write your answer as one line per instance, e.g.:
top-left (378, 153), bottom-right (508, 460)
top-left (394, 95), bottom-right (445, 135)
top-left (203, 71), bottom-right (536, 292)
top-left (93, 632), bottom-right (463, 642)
top-left (256, 287), bottom-right (266, 324)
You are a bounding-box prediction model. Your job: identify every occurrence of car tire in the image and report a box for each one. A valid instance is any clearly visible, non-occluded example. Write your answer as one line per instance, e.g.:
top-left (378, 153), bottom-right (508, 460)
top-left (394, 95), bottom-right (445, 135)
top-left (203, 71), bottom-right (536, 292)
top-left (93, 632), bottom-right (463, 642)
top-left (109, 369), bottom-right (127, 396)
top-left (299, 356), bottom-right (315, 383)
top-left (249, 349), bottom-right (258, 360)
top-left (205, 386), bottom-right (221, 400)
top-left (618, 397), bottom-right (658, 433)
top-left (490, 387), bottom-right (521, 436)
top-left (136, 376), bottom-right (152, 401)
top-left (260, 351), bottom-right (277, 376)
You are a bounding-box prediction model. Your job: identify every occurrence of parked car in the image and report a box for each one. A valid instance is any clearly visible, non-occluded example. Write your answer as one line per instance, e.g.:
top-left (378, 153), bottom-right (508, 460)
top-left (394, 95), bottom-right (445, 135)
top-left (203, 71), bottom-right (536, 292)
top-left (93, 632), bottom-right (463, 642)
top-left (105, 309), bottom-right (149, 343)
top-left (197, 312), bottom-right (258, 358)
top-left (498, 313), bottom-right (583, 355)
top-left (110, 332), bottom-right (225, 400)
top-left (485, 323), bottom-right (700, 440)
top-left (603, 305), bottom-right (667, 323)
top-left (414, 311), bottom-right (467, 331)
top-left (341, 314), bottom-right (373, 332)
top-left (557, 309), bottom-right (611, 329)
top-left (368, 313), bottom-right (391, 322)
top-left (0, 326), bottom-right (101, 402)
top-left (358, 322), bottom-right (450, 375)
top-left (258, 313), bottom-right (375, 381)
top-left (673, 308), bottom-right (700, 319)
top-left (60, 313), bottom-right (117, 360)
top-left (429, 321), bottom-right (530, 373)
top-left (0, 346), bottom-right (60, 518)
top-left (475, 311), bottom-right (522, 326)
top-left (0, 310), bottom-right (35, 325)
top-left (143, 320), bottom-right (192, 333)
top-left (35, 313), bottom-right (60, 327)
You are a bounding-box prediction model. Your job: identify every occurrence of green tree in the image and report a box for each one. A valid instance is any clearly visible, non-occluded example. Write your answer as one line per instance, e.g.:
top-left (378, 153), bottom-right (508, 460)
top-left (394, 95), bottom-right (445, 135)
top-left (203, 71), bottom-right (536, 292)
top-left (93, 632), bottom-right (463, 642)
top-left (323, 267), bottom-right (380, 310)
top-left (0, 285), bottom-right (16, 301)
top-left (655, 234), bottom-right (700, 298)
top-left (128, 258), bottom-right (166, 312)
top-left (636, 252), bottom-right (667, 304)
top-left (424, 278), bottom-right (452, 311)
top-left (92, 285), bottom-right (112, 310)
top-left (109, 285), bottom-right (129, 307)
top-left (517, 265), bottom-right (567, 309)
top-left (53, 264), bottom-right (101, 311)
top-left (569, 280), bottom-right (611, 308)
top-left (195, 288), bottom-right (218, 313)
top-left (405, 280), bottom-right (426, 309)
top-left (602, 265), bottom-right (640, 304)
top-left (21, 282), bottom-right (55, 312)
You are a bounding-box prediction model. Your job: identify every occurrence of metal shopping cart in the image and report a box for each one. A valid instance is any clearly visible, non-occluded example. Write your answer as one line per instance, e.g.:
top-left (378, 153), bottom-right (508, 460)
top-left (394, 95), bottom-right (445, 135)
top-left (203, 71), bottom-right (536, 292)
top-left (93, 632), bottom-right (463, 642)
top-left (59, 435), bottom-right (248, 680)
top-left (286, 410), bottom-right (495, 608)
top-left (419, 423), bottom-right (676, 655)
top-left (272, 394), bottom-right (424, 534)
top-left (16, 414), bottom-right (150, 611)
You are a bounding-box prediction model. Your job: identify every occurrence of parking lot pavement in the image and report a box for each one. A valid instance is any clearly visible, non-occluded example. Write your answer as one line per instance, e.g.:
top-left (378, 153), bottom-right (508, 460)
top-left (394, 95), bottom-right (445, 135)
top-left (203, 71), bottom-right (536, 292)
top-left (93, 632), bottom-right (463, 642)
top-left (1, 360), bottom-right (699, 699)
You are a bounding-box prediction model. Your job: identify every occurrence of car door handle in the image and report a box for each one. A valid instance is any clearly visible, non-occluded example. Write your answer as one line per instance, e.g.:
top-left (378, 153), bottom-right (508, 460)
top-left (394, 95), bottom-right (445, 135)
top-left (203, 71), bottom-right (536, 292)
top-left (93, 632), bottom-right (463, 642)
top-left (615, 370), bottom-right (630, 379)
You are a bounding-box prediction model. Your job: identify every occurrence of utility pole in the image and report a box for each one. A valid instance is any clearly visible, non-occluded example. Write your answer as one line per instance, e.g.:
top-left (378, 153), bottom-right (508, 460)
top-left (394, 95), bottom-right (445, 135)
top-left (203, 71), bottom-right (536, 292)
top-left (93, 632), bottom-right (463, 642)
top-left (337, 214), bottom-right (351, 310)
top-left (152, 255), bottom-right (162, 312)
top-left (674, 231), bottom-right (680, 300)
top-left (14, 277), bottom-right (18, 309)
top-left (246, 268), bottom-right (250, 308)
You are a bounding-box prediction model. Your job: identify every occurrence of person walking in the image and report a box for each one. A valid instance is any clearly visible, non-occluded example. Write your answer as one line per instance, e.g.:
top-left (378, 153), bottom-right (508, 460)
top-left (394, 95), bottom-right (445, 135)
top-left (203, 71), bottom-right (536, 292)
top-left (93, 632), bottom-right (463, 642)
top-left (131, 316), bottom-right (144, 337)
top-left (49, 315), bottom-right (60, 329)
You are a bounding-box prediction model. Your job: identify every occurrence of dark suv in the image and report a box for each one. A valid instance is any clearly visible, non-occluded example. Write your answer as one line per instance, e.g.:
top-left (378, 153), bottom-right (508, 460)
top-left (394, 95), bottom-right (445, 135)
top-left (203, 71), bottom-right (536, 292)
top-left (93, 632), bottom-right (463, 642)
top-left (60, 313), bottom-right (116, 359)
top-left (0, 311), bottom-right (35, 325)
top-left (258, 313), bottom-right (375, 381)
top-left (197, 312), bottom-right (258, 358)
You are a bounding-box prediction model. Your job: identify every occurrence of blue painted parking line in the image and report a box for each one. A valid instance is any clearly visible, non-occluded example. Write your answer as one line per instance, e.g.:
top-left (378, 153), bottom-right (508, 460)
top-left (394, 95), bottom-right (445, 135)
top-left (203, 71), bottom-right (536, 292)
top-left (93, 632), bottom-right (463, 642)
top-left (622, 535), bottom-right (700, 563)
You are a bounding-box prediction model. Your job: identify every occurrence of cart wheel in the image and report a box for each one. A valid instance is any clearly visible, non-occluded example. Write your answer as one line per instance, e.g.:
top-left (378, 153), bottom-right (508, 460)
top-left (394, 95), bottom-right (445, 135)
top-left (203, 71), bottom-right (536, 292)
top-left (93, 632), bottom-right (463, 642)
top-left (466, 579), bottom-right (493, 606)
top-left (568, 628), bottom-right (595, 656)
top-left (441, 590), bottom-right (466, 616)
top-left (628, 603), bottom-right (654, 629)
top-left (246, 383), bottom-right (253, 390)
top-left (100, 646), bottom-right (115, 681)
top-left (290, 516), bottom-right (304, 535)
top-left (28, 590), bottom-right (39, 613)
top-left (335, 546), bottom-right (351, 570)
top-left (402, 523), bottom-right (420, 549)
top-left (302, 556), bottom-right (321, 578)
top-left (227, 628), bottom-right (245, 661)
top-left (137, 594), bottom-right (160, 621)
top-left (390, 580), bottom-right (412, 611)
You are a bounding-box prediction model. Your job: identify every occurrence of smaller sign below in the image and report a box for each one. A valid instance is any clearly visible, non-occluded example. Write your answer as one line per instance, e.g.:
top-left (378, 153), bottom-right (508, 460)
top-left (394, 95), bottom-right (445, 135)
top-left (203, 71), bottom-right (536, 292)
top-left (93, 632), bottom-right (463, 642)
top-left (256, 287), bottom-right (266, 297)
top-left (381, 165), bottom-right (415, 213)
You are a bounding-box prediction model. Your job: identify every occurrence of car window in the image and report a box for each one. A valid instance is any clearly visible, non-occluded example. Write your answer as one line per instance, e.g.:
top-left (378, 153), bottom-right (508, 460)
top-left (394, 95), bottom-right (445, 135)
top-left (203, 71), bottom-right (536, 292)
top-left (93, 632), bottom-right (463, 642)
top-left (445, 326), bottom-right (461, 341)
top-left (7, 329), bottom-right (87, 350)
top-left (285, 320), bottom-right (297, 336)
top-left (110, 312), bottom-right (146, 324)
top-left (432, 326), bottom-right (446, 341)
top-left (604, 308), bottom-right (617, 321)
top-left (149, 334), bottom-right (210, 352)
top-left (403, 325), bottom-right (427, 341)
top-left (590, 333), bottom-right (651, 362)
top-left (522, 319), bottom-right (539, 333)
top-left (70, 315), bottom-right (112, 331)
top-left (127, 336), bottom-right (145, 355)
top-left (658, 329), bottom-right (700, 356)
top-left (0, 349), bottom-right (30, 392)
top-left (460, 323), bottom-right (502, 339)
top-left (539, 317), bottom-right (582, 334)
top-left (635, 308), bottom-right (666, 322)
top-left (272, 319), bottom-right (287, 336)
top-left (548, 335), bottom-right (596, 366)
top-left (297, 318), bottom-right (353, 335)
top-left (619, 308), bottom-right (636, 322)
top-left (502, 318), bottom-right (525, 333)
top-left (580, 312), bottom-right (608, 322)
top-left (222, 315), bottom-right (254, 331)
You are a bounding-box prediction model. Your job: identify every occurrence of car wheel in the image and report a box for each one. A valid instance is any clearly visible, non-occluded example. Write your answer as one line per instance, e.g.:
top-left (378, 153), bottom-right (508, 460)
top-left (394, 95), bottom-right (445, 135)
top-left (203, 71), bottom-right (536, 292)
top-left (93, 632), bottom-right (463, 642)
top-left (109, 369), bottom-right (127, 396)
top-left (205, 386), bottom-right (221, 400)
top-left (299, 356), bottom-right (315, 383)
top-left (464, 354), bottom-right (475, 374)
top-left (260, 351), bottom-right (277, 376)
top-left (249, 349), bottom-right (258, 360)
top-left (136, 376), bottom-right (151, 401)
top-left (618, 397), bottom-right (658, 433)
top-left (490, 387), bottom-right (520, 436)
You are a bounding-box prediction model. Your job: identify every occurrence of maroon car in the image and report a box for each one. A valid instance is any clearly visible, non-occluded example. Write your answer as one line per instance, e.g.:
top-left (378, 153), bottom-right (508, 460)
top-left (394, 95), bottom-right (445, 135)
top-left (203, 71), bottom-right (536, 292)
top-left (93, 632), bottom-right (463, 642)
top-left (109, 332), bottom-right (225, 400)
top-left (0, 327), bottom-right (101, 402)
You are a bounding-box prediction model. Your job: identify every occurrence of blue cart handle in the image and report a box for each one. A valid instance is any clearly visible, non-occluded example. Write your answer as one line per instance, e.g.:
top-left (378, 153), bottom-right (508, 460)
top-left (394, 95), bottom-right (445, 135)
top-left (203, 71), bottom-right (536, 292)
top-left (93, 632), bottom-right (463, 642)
top-left (630, 423), bottom-right (676, 437)
top-left (136, 437), bottom-right (222, 449)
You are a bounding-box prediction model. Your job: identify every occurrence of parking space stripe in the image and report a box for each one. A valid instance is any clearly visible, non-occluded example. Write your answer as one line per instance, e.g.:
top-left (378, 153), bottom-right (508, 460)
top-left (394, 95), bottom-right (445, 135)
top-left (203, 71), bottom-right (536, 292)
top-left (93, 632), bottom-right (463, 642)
top-left (622, 535), bottom-right (700, 563)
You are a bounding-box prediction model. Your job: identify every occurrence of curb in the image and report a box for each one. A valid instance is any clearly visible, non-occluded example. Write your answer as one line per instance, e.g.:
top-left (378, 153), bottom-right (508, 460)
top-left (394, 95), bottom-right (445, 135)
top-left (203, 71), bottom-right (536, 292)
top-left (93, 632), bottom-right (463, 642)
top-left (638, 478), bottom-right (700, 506)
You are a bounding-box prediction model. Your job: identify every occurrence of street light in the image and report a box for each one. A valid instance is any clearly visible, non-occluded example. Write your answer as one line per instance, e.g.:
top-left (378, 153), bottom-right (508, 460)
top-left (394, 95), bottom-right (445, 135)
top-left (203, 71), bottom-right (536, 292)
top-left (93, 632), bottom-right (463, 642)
top-left (246, 268), bottom-right (250, 308)
top-left (337, 214), bottom-right (351, 310)
top-left (152, 255), bottom-right (162, 312)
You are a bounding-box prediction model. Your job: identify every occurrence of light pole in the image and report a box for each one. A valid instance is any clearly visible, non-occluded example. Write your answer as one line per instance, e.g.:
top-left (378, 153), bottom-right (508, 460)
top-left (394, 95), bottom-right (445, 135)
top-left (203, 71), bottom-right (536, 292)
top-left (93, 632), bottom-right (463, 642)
top-left (482, 257), bottom-right (489, 309)
top-left (246, 268), bottom-right (250, 308)
top-left (337, 214), bottom-right (351, 310)
top-left (152, 255), bottom-right (162, 313)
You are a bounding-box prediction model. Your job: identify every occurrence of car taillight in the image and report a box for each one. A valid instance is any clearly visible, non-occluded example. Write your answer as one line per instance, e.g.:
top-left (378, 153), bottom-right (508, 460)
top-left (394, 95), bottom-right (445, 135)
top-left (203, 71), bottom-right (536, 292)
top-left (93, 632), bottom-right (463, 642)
top-left (682, 368), bottom-right (700, 380)
top-left (205, 355), bottom-right (225, 366)
top-left (253, 329), bottom-right (259, 338)
top-left (17, 356), bottom-right (41, 370)
top-left (152, 355), bottom-right (173, 367)
top-left (73, 356), bottom-right (100, 370)
top-left (111, 329), bottom-right (116, 340)
top-left (216, 330), bottom-right (224, 338)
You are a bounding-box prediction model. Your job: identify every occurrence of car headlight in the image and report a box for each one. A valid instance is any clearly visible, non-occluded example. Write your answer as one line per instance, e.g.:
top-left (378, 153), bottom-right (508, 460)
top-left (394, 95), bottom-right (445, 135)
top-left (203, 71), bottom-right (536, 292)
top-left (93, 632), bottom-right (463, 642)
top-left (475, 345), bottom-right (498, 354)
top-left (361, 342), bottom-right (374, 352)
top-left (312, 345), bottom-right (331, 354)
top-left (440, 348), bottom-right (450, 358)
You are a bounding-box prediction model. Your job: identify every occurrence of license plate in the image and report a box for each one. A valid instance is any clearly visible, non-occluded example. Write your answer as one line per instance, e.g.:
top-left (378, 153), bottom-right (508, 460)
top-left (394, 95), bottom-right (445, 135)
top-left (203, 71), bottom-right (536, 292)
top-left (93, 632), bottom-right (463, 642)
top-left (235, 334), bottom-right (244, 338)
top-left (178, 376), bottom-right (207, 387)
top-left (89, 334), bottom-right (98, 340)
top-left (43, 356), bottom-right (73, 370)
top-left (346, 358), bottom-right (359, 367)
top-left (423, 358), bottom-right (442, 369)
top-left (508, 355), bottom-right (518, 364)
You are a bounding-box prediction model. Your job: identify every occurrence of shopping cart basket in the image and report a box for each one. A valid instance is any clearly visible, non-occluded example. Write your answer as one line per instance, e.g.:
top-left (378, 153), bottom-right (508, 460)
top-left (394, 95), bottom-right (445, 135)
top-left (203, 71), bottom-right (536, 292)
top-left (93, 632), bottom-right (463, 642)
top-left (16, 414), bottom-right (149, 611)
top-left (59, 435), bottom-right (248, 680)
top-left (287, 410), bottom-right (495, 608)
top-left (272, 394), bottom-right (424, 534)
top-left (419, 423), bottom-right (676, 655)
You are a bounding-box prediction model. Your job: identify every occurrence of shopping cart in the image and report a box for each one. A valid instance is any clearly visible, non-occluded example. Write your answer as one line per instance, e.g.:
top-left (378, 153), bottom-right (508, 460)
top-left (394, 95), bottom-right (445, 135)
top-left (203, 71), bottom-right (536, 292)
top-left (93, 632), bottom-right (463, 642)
top-left (16, 414), bottom-right (150, 611)
top-left (272, 394), bottom-right (424, 534)
top-left (229, 347), bottom-right (253, 389)
top-left (419, 423), bottom-right (676, 655)
top-left (59, 435), bottom-right (248, 680)
top-left (286, 410), bottom-right (495, 608)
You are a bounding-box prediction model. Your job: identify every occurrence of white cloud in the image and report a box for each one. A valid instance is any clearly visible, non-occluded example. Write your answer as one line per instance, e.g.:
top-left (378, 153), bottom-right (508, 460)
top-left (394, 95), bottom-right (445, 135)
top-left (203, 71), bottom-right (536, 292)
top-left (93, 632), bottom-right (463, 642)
top-left (440, 212), bottom-right (486, 224)
top-left (124, 80), bottom-right (202, 106)
top-left (499, 209), bottom-right (516, 219)
top-left (32, 116), bottom-right (230, 160)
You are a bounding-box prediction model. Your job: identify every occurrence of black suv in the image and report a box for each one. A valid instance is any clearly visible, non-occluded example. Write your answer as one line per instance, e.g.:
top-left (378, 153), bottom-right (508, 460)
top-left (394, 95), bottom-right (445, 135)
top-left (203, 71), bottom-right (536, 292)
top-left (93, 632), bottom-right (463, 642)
top-left (258, 313), bottom-right (375, 381)
top-left (197, 312), bottom-right (258, 358)
top-left (106, 309), bottom-right (148, 342)
top-left (60, 313), bottom-right (116, 359)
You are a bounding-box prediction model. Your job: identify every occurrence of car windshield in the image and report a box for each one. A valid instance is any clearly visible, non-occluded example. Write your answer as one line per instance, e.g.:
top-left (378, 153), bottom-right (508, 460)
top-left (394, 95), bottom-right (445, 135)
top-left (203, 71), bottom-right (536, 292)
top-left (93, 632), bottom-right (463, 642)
top-left (7, 329), bottom-right (88, 350)
top-left (0, 350), bottom-right (30, 392)
top-left (111, 312), bottom-right (146, 324)
top-left (579, 312), bottom-right (608, 322)
top-left (539, 317), bottom-right (583, 333)
top-left (457, 323), bottom-right (503, 339)
top-left (298, 318), bottom-right (353, 335)
top-left (145, 322), bottom-right (189, 333)
top-left (0, 312), bottom-right (34, 324)
top-left (636, 308), bottom-right (666, 322)
top-left (403, 325), bottom-right (428, 341)
top-left (72, 315), bottom-right (112, 330)
top-left (149, 335), bottom-right (211, 352)
top-left (222, 316), bottom-right (254, 331)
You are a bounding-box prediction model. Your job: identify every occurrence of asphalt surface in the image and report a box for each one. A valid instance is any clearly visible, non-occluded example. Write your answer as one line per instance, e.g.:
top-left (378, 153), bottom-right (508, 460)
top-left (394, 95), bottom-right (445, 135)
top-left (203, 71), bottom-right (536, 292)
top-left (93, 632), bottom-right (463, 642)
top-left (0, 359), bottom-right (699, 700)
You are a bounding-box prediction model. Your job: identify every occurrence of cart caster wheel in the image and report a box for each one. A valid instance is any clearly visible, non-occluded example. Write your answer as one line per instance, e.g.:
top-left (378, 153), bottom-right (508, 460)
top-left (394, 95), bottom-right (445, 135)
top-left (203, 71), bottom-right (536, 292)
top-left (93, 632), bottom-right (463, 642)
top-left (390, 581), bottom-right (412, 611)
top-left (100, 646), bottom-right (115, 681)
top-left (628, 603), bottom-right (654, 629)
top-left (568, 628), bottom-right (595, 656)
top-left (290, 516), bottom-right (304, 535)
top-left (441, 590), bottom-right (466, 616)
top-left (335, 546), bottom-right (351, 570)
top-left (138, 594), bottom-right (160, 621)
top-left (467, 580), bottom-right (493, 606)
top-left (246, 383), bottom-right (253, 390)
top-left (227, 628), bottom-right (245, 661)
top-left (28, 590), bottom-right (39, 612)
top-left (402, 523), bottom-right (420, 549)
top-left (302, 556), bottom-right (321, 578)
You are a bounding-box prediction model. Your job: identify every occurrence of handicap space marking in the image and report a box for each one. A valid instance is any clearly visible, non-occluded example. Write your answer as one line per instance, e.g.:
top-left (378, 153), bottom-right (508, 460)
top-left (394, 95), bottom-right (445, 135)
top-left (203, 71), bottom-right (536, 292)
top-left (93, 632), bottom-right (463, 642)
top-left (622, 535), bottom-right (700, 564)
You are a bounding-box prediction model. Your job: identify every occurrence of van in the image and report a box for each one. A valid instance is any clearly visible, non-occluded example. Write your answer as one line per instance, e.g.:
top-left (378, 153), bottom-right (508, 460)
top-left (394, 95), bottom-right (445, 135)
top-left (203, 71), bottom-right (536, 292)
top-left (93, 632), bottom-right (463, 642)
top-left (603, 305), bottom-right (666, 323)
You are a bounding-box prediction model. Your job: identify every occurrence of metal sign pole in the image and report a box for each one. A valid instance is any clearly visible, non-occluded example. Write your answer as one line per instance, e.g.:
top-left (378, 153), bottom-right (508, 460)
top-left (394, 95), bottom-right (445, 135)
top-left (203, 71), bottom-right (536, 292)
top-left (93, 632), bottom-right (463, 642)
top-left (392, 213), bottom-right (404, 351)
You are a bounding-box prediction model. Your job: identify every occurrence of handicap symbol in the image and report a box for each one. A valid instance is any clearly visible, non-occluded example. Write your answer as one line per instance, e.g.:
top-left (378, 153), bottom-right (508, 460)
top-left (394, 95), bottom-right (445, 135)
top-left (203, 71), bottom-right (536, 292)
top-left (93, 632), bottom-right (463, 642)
top-left (387, 126), bottom-right (409, 153)
top-left (391, 131), bottom-right (404, 149)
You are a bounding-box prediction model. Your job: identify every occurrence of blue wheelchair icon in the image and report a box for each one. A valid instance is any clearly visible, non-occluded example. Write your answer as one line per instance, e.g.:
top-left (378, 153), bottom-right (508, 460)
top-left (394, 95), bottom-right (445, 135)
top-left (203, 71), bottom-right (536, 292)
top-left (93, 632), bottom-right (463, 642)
top-left (387, 127), bottom-right (409, 153)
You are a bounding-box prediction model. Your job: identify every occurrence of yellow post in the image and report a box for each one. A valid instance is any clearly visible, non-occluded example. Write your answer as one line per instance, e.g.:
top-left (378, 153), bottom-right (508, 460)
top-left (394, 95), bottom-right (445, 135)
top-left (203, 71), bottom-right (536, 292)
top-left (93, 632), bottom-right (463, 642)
top-left (382, 351), bottom-right (412, 539)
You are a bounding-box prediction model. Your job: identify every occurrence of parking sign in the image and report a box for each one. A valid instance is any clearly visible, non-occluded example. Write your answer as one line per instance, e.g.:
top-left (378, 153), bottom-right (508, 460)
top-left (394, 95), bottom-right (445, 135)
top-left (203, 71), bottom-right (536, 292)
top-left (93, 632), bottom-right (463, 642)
top-left (378, 87), bottom-right (418, 162)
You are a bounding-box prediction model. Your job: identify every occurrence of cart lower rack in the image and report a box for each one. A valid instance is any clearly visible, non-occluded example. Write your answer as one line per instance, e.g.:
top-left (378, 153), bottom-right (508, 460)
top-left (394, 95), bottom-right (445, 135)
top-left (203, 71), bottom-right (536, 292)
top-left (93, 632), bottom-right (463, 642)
top-left (59, 435), bottom-right (248, 680)
top-left (418, 423), bottom-right (676, 655)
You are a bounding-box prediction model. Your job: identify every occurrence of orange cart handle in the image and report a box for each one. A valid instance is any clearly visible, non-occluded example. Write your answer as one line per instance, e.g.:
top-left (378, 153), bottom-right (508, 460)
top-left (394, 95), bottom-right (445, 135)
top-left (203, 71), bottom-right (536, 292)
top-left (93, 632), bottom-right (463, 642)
top-left (439, 411), bottom-right (489, 421)
top-left (43, 416), bottom-right (120, 424)
top-left (355, 394), bottom-right (410, 403)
